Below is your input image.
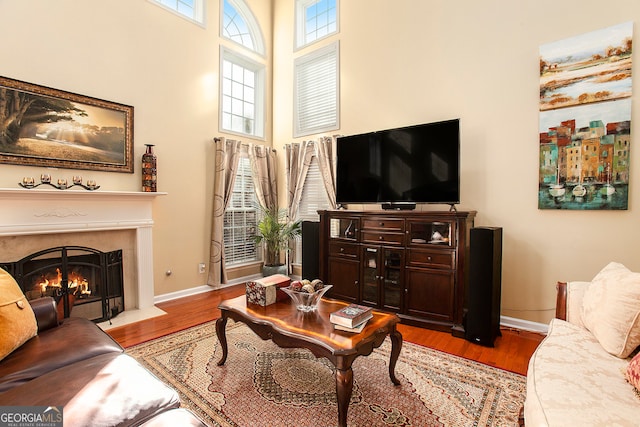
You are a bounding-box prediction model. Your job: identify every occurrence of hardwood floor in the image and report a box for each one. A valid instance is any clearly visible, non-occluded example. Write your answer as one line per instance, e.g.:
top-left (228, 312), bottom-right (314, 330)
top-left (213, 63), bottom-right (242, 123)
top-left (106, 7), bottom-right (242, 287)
top-left (106, 284), bottom-right (544, 376)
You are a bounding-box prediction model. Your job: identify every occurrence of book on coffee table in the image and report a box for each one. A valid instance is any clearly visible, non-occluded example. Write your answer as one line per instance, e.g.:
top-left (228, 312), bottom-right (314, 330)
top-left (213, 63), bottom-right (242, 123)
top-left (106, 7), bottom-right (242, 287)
top-left (333, 318), bottom-right (369, 333)
top-left (330, 304), bottom-right (373, 328)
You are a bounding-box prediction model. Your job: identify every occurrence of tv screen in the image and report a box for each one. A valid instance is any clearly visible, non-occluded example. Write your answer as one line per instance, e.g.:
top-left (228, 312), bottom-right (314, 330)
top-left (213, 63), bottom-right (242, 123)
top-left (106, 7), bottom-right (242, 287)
top-left (336, 119), bottom-right (460, 206)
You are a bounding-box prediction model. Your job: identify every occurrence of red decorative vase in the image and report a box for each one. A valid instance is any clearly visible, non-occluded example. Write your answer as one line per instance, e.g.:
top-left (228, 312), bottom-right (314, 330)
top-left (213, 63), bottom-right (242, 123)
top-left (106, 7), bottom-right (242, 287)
top-left (142, 144), bottom-right (157, 192)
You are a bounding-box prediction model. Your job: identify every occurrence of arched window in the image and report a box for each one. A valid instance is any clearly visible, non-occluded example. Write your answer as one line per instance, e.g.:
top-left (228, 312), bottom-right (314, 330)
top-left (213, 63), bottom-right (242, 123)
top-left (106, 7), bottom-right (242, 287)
top-left (221, 0), bottom-right (265, 55)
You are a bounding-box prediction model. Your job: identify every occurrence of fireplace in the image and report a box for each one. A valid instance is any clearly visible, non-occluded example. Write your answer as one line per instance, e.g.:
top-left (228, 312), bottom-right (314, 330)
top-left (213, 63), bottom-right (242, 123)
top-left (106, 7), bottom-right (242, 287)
top-left (1, 246), bottom-right (125, 322)
top-left (0, 188), bottom-right (166, 328)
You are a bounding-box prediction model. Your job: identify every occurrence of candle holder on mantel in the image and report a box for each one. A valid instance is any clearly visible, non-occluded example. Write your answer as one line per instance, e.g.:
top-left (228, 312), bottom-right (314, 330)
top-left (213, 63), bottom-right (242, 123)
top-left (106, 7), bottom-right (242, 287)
top-left (142, 144), bottom-right (157, 192)
top-left (19, 175), bottom-right (99, 190)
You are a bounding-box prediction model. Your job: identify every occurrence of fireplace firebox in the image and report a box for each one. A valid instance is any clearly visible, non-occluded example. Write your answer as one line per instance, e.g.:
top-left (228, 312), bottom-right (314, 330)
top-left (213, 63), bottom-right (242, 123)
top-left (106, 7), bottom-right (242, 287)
top-left (1, 246), bottom-right (124, 323)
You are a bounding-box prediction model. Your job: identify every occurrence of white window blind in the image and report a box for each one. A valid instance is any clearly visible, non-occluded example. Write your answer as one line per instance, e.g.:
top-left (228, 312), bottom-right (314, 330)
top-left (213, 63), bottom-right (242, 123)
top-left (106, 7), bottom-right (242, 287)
top-left (294, 41), bottom-right (339, 137)
top-left (294, 156), bottom-right (331, 263)
top-left (224, 156), bottom-right (261, 265)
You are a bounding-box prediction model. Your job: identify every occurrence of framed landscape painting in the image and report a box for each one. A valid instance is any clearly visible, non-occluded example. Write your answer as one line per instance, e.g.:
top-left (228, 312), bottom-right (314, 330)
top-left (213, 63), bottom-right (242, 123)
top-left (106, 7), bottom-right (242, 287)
top-left (0, 76), bottom-right (134, 173)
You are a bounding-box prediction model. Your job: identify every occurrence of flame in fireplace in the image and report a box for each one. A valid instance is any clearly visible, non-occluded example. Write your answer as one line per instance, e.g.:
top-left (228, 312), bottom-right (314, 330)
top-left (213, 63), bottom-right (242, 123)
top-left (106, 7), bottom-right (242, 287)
top-left (34, 268), bottom-right (92, 297)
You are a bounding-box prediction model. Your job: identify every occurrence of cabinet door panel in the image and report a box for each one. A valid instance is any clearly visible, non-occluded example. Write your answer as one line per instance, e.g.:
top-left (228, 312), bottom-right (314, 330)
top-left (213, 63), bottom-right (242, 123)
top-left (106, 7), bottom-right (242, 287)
top-left (382, 249), bottom-right (404, 311)
top-left (327, 257), bottom-right (359, 303)
top-left (405, 268), bottom-right (454, 322)
top-left (361, 247), bottom-right (380, 306)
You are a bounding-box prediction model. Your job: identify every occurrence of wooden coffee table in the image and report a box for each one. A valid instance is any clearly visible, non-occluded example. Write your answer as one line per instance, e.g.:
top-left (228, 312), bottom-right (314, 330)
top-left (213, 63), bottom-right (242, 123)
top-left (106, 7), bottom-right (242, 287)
top-left (216, 295), bottom-right (403, 427)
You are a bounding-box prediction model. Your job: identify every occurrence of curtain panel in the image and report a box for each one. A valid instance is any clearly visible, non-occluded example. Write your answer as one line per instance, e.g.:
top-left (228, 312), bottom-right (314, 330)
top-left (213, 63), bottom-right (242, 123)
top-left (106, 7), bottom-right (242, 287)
top-left (208, 137), bottom-right (241, 287)
top-left (285, 137), bottom-right (338, 220)
top-left (315, 136), bottom-right (338, 209)
top-left (208, 139), bottom-right (278, 287)
top-left (285, 140), bottom-right (315, 220)
top-left (248, 144), bottom-right (278, 211)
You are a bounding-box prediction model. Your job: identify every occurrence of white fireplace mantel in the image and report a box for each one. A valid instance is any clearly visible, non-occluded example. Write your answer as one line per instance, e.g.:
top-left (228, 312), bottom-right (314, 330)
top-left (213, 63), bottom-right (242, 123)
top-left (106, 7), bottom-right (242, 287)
top-left (0, 188), bottom-right (167, 321)
top-left (0, 188), bottom-right (166, 236)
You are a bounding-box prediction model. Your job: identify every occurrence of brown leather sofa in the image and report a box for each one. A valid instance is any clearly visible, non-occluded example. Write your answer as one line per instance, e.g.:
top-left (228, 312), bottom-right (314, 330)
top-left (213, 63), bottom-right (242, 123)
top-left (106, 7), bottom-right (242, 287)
top-left (0, 297), bottom-right (205, 426)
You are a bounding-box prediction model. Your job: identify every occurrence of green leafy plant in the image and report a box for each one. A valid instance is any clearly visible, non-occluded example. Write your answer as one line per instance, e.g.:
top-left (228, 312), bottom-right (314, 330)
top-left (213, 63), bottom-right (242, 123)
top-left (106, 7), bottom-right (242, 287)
top-left (254, 206), bottom-right (302, 267)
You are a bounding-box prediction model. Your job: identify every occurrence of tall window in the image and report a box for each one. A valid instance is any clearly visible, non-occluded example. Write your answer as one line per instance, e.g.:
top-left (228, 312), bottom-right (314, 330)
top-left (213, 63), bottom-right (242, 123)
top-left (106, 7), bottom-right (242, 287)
top-left (220, 0), bottom-right (265, 139)
top-left (295, 0), bottom-right (339, 49)
top-left (294, 41), bottom-right (339, 137)
top-left (224, 156), bottom-right (261, 265)
top-left (150, 0), bottom-right (205, 25)
top-left (293, 157), bottom-right (331, 263)
top-left (221, 49), bottom-right (265, 138)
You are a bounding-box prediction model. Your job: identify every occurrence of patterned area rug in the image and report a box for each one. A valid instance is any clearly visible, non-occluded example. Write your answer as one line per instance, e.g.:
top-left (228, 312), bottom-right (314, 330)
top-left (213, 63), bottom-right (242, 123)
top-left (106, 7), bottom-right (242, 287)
top-left (126, 321), bottom-right (525, 426)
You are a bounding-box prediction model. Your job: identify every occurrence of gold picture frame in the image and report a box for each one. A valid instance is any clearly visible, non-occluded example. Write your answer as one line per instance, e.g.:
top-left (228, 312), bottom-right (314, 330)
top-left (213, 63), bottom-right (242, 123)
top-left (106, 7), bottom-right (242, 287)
top-left (0, 76), bottom-right (134, 173)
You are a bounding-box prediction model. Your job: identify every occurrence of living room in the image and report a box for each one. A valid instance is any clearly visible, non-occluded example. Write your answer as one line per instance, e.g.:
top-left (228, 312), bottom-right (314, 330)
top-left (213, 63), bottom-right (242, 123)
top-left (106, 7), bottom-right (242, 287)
top-left (1, 0), bottom-right (638, 329)
top-left (1, 0), bottom-right (640, 425)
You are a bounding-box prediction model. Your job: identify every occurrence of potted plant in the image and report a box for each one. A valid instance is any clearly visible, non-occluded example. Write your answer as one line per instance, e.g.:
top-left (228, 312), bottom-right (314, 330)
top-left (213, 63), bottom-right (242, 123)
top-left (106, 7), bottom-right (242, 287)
top-left (254, 206), bottom-right (302, 276)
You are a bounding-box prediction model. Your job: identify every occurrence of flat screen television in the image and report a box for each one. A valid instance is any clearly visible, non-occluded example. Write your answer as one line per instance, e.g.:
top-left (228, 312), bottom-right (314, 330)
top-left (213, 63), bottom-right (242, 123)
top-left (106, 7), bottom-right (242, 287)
top-left (335, 118), bottom-right (460, 208)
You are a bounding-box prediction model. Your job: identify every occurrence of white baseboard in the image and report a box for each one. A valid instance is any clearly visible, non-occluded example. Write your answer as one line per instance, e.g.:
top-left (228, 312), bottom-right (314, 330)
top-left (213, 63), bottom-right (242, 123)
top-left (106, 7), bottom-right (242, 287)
top-left (501, 315), bottom-right (548, 334)
top-left (153, 285), bottom-right (213, 304)
top-left (153, 274), bottom-right (262, 304)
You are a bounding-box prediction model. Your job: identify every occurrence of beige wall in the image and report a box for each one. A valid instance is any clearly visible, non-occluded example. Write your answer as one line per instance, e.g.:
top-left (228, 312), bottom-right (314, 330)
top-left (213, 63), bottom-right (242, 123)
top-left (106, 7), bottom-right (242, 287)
top-left (1, 0), bottom-right (639, 325)
top-left (0, 0), bottom-right (271, 295)
top-left (272, 0), bottom-right (640, 325)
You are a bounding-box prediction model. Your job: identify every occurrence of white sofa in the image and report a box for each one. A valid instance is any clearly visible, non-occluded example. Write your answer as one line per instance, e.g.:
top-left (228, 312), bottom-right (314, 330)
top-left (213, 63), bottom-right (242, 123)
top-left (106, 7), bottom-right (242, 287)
top-left (524, 279), bottom-right (640, 426)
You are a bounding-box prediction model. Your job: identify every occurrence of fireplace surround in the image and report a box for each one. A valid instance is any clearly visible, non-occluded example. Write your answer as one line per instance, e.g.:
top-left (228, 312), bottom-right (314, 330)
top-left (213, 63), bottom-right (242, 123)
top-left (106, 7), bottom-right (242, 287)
top-left (0, 188), bottom-right (166, 327)
top-left (1, 246), bottom-right (125, 322)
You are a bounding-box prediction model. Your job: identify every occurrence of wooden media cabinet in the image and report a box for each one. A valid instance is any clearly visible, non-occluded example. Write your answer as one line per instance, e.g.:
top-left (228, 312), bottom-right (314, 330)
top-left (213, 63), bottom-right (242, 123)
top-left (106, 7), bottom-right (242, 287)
top-left (318, 210), bottom-right (476, 336)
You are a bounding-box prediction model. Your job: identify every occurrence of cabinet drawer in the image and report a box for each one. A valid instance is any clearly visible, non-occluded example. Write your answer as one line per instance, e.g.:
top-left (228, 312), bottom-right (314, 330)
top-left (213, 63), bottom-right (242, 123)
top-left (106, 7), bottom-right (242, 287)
top-left (361, 231), bottom-right (405, 246)
top-left (362, 217), bottom-right (405, 232)
top-left (407, 249), bottom-right (454, 269)
top-left (329, 241), bottom-right (359, 258)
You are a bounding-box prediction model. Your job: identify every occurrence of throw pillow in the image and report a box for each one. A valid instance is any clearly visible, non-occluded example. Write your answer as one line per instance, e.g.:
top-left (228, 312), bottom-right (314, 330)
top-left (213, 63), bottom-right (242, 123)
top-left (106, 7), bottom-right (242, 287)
top-left (581, 262), bottom-right (640, 358)
top-left (627, 351), bottom-right (640, 396)
top-left (0, 267), bottom-right (38, 362)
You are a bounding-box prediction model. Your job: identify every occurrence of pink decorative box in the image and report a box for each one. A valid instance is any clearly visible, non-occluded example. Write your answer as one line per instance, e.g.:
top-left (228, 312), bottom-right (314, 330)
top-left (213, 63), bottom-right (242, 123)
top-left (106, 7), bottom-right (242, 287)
top-left (245, 274), bottom-right (291, 306)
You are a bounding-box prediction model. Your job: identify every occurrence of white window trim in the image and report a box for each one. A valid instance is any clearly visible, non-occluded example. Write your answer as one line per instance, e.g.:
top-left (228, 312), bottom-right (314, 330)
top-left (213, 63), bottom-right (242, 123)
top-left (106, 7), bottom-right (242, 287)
top-left (295, 0), bottom-right (340, 50)
top-left (148, 0), bottom-right (206, 28)
top-left (293, 41), bottom-right (340, 138)
top-left (219, 47), bottom-right (266, 140)
top-left (220, 0), bottom-right (266, 56)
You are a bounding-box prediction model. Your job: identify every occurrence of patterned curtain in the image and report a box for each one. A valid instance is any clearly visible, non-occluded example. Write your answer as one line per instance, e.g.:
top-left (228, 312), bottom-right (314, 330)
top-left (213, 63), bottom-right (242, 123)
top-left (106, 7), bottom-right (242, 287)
top-left (208, 137), bottom-right (242, 287)
top-left (315, 136), bottom-right (337, 209)
top-left (285, 140), bottom-right (315, 220)
top-left (248, 143), bottom-right (278, 211)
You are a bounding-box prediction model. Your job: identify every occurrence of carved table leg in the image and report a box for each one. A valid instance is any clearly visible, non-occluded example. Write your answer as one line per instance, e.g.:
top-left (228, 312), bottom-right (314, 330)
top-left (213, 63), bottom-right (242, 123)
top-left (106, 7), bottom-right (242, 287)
top-left (215, 314), bottom-right (229, 366)
top-left (389, 327), bottom-right (403, 385)
top-left (335, 365), bottom-right (353, 427)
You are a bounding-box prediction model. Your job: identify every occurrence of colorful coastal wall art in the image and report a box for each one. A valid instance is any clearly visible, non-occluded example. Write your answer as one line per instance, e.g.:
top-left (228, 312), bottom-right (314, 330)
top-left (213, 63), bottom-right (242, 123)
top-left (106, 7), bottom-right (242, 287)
top-left (539, 22), bottom-right (632, 210)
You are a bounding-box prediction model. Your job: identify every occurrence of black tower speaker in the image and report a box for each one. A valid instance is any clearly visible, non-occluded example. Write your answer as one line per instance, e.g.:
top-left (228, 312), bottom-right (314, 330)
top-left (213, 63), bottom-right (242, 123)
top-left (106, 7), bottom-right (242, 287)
top-left (465, 227), bottom-right (503, 347)
top-left (301, 221), bottom-right (320, 280)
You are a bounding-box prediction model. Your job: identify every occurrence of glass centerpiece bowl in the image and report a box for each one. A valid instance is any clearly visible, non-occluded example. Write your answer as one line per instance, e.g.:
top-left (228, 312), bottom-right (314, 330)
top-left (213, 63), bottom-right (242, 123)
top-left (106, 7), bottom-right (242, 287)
top-left (281, 285), bottom-right (333, 312)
